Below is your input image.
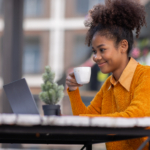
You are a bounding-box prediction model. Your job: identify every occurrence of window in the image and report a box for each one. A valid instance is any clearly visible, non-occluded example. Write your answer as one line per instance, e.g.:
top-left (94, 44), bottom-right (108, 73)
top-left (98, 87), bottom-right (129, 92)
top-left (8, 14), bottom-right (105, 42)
top-left (88, 0), bottom-right (105, 9)
top-left (65, 30), bottom-right (92, 69)
top-left (65, 0), bottom-right (105, 18)
top-left (24, 0), bottom-right (43, 17)
top-left (23, 37), bottom-right (42, 74)
top-left (72, 35), bottom-right (91, 66)
top-left (24, 0), bottom-right (50, 18)
top-left (76, 0), bottom-right (89, 15)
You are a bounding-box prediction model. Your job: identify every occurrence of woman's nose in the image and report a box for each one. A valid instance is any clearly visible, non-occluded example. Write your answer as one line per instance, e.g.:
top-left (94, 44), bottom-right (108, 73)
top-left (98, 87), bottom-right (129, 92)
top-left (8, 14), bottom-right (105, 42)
top-left (93, 53), bottom-right (102, 62)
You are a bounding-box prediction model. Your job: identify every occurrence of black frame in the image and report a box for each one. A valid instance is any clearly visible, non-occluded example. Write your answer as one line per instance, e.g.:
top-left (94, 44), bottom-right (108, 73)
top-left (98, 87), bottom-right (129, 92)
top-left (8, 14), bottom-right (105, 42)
top-left (0, 125), bottom-right (149, 150)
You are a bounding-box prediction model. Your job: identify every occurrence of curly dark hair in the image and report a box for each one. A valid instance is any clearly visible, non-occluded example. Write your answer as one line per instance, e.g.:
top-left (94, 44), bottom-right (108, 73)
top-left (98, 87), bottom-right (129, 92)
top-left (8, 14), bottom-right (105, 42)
top-left (85, 0), bottom-right (146, 55)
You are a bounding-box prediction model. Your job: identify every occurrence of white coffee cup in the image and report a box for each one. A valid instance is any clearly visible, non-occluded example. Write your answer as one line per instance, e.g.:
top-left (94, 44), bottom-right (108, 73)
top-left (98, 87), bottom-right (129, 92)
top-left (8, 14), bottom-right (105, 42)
top-left (73, 67), bottom-right (91, 84)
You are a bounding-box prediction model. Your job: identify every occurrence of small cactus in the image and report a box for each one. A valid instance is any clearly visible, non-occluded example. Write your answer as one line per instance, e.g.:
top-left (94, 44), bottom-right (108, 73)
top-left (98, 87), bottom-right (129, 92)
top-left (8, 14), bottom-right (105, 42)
top-left (39, 66), bottom-right (64, 105)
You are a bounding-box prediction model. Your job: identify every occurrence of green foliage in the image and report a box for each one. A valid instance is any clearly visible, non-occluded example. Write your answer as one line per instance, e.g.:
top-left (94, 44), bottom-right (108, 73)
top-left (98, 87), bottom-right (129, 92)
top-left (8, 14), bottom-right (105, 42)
top-left (39, 66), bottom-right (64, 105)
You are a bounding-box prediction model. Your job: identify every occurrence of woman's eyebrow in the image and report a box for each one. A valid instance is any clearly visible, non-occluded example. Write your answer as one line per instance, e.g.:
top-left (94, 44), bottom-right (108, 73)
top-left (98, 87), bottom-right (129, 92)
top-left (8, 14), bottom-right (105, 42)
top-left (92, 44), bottom-right (105, 49)
top-left (97, 44), bottom-right (105, 48)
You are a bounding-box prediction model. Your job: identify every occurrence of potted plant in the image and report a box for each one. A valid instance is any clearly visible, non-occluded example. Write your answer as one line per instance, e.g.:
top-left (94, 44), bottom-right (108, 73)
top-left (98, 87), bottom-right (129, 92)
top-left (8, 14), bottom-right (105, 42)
top-left (39, 66), bottom-right (64, 116)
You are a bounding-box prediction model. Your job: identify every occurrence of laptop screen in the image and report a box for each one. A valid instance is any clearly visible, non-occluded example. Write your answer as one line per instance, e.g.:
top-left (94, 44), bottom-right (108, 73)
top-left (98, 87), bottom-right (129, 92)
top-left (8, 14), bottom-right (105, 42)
top-left (3, 78), bottom-right (39, 115)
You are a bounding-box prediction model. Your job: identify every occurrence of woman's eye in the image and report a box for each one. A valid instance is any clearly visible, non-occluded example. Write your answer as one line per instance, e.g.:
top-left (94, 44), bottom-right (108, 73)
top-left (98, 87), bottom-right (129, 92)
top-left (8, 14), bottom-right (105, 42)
top-left (100, 49), bottom-right (105, 52)
top-left (92, 50), bottom-right (96, 54)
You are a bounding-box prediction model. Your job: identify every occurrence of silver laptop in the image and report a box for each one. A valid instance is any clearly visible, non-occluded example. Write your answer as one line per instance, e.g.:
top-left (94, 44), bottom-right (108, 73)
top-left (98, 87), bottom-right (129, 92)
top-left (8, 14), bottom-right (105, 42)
top-left (3, 78), bottom-right (39, 115)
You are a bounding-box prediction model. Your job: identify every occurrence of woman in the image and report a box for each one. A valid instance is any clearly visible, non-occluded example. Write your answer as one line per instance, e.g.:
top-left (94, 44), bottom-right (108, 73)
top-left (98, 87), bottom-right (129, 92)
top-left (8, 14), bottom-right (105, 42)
top-left (66, 0), bottom-right (149, 149)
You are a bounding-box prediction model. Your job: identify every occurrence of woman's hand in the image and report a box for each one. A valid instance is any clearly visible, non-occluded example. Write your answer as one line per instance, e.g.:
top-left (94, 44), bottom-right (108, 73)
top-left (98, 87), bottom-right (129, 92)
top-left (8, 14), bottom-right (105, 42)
top-left (66, 72), bottom-right (83, 91)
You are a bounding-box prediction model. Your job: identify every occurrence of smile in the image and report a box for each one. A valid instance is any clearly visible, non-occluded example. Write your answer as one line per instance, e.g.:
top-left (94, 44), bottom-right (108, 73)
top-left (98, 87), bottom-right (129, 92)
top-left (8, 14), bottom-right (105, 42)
top-left (98, 62), bottom-right (107, 67)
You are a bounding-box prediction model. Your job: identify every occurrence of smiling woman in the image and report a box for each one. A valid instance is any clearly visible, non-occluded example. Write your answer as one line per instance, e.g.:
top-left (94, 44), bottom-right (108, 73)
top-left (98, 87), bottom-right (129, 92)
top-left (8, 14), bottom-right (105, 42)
top-left (91, 34), bottom-right (129, 80)
top-left (66, 0), bottom-right (150, 150)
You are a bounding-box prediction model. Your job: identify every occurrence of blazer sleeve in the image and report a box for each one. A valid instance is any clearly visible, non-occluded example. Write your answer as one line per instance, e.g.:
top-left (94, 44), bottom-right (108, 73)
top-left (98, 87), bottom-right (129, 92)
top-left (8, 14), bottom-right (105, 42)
top-left (67, 87), bottom-right (103, 115)
top-left (80, 71), bottom-right (150, 118)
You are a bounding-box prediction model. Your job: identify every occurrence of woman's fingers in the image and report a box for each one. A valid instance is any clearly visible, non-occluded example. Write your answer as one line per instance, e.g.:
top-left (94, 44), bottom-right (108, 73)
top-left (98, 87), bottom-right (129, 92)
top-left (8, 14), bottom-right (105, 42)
top-left (66, 80), bottom-right (82, 86)
top-left (69, 72), bottom-right (75, 78)
top-left (66, 72), bottom-right (83, 91)
top-left (66, 77), bottom-right (76, 84)
top-left (66, 73), bottom-right (77, 84)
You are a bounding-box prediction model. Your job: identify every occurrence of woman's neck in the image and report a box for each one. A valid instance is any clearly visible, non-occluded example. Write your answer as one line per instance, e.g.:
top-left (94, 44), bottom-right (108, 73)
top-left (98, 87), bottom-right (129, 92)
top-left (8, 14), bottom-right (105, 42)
top-left (113, 57), bottom-right (130, 81)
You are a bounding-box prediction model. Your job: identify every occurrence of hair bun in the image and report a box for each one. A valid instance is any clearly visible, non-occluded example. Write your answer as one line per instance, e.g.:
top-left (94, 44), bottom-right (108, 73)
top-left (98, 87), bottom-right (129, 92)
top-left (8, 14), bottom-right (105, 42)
top-left (86, 0), bottom-right (146, 37)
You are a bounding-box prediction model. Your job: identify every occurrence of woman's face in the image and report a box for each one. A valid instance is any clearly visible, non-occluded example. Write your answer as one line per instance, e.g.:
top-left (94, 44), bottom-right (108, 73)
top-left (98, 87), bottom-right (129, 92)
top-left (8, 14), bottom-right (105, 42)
top-left (92, 32), bottom-right (124, 74)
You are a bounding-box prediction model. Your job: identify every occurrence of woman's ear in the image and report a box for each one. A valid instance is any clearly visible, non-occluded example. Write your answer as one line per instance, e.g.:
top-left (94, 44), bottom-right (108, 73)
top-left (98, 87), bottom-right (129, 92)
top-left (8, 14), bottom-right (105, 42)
top-left (120, 40), bottom-right (128, 53)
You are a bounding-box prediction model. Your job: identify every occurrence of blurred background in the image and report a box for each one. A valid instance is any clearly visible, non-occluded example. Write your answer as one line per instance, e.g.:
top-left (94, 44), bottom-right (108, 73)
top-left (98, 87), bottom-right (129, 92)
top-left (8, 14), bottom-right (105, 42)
top-left (0, 0), bottom-right (149, 149)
